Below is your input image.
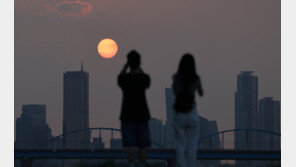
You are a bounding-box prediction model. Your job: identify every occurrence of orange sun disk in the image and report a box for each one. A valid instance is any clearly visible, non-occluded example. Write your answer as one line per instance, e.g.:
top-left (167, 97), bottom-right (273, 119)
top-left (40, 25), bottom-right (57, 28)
top-left (97, 38), bottom-right (118, 59)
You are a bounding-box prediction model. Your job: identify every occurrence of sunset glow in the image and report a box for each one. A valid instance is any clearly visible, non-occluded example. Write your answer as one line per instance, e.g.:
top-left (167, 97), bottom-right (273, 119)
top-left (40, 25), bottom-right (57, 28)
top-left (97, 38), bottom-right (118, 59)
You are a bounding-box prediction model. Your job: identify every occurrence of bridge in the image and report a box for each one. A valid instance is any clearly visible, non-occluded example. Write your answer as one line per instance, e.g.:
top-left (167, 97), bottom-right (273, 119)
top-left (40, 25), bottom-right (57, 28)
top-left (198, 128), bottom-right (281, 150)
top-left (15, 127), bottom-right (281, 167)
top-left (36, 127), bottom-right (165, 148)
top-left (35, 127), bottom-right (281, 150)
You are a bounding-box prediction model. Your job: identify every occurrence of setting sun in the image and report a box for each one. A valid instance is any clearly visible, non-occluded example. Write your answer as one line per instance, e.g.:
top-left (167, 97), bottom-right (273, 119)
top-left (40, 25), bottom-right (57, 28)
top-left (97, 38), bottom-right (118, 59)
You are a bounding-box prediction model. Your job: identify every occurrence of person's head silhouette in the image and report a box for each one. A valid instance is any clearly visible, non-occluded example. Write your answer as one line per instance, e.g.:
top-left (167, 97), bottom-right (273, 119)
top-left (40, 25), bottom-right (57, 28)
top-left (177, 53), bottom-right (198, 84)
top-left (127, 50), bottom-right (141, 70)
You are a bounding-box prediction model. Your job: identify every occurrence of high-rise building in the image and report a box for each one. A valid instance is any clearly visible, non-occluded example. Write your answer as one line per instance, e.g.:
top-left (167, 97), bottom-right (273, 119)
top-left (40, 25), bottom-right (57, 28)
top-left (149, 118), bottom-right (163, 148)
top-left (165, 88), bottom-right (175, 124)
top-left (162, 122), bottom-right (174, 148)
top-left (198, 116), bottom-right (220, 150)
top-left (63, 64), bottom-right (90, 148)
top-left (258, 97), bottom-right (281, 150)
top-left (197, 116), bottom-right (221, 166)
top-left (15, 104), bottom-right (52, 148)
top-left (235, 71), bottom-right (258, 150)
top-left (164, 88), bottom-right (175, 148)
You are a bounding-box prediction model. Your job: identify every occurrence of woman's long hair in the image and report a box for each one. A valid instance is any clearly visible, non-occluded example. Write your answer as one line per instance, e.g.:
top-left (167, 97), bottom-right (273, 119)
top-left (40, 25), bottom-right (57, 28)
top-left (177, 53), bottom-right (198, 85)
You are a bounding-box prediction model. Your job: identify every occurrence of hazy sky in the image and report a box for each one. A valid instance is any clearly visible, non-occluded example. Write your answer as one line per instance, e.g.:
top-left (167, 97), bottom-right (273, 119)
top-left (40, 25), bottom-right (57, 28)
top-left (15, 0), bottom-right (280, 137)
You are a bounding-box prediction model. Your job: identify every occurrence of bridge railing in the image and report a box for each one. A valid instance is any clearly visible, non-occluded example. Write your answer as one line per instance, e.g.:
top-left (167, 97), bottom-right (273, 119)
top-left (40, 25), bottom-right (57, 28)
top-left (197, 128), bottom-right (281, 151)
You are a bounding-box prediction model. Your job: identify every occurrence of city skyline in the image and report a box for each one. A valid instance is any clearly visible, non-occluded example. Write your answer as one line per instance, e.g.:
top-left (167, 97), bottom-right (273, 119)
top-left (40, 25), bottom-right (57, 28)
top-left (15, 0), bottom-right (280, 138)
top-left (15, 68), bottom-right (280, 139)
top-left (234, 71), bottom-right (280, 166)
top-left (13, 0), bottom-right (281, 166)
top-left (14, 69), bottom-right (280, 150)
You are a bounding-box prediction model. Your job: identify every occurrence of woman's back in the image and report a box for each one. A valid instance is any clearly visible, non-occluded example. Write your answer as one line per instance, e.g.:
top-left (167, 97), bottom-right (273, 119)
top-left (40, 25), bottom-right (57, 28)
top-left (172, 73), bottom-right (203, 98)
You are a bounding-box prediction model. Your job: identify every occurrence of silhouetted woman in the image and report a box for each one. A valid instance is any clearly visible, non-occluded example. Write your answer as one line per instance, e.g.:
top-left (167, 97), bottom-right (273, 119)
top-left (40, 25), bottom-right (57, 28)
top-left (172, 54), bottom-right (203, 167)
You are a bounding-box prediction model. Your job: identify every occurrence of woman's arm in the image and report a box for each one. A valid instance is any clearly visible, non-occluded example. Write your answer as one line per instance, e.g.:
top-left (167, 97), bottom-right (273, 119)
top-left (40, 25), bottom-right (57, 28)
top-left (196, 76), bottom-right (204, 96)
top-left (172, 75), bottom-right (178, 95)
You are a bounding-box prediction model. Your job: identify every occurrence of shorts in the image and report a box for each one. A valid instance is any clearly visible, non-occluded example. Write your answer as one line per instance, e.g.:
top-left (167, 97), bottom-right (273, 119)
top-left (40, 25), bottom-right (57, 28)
top-left (121, 121), bottom-right (151, 148)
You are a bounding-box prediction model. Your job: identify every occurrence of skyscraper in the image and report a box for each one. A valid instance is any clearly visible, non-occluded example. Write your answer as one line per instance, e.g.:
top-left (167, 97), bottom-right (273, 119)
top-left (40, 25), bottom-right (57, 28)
top-left (198, 116), bottom-right (220, 150)
top-left (164, 88), bottom-right (175, 148)
top-left (197, 116), bottom-right (221, 166)
top-left (235, 71), bottom-right (258, 150)
top-left (149, 118), bottom-right (163, 148)
top-left (165, 88), bottom-right (175, 124)
top-left (15, 104), bottom-right (52, 148)
top-left (258, 97), bottom-right (281, 150)
top-left (63, 64), bottom-right (90, 148)
top-left (162, 123), bottom-right (175, 148)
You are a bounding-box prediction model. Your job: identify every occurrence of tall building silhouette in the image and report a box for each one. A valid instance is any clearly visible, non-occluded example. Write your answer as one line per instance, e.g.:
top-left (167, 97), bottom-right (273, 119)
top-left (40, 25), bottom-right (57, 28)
top-left (162, 123), bottom-right (175, 148)
top-left (198, 116), bottom-right (221, 166)
top-left (63, 64), bottom-right (90, 148)
top-left (164, 88), bottom-right (175, 148)
top-left (258, 97), bottom-right (281, 150)
top-left (198, 116), bottom-right (220, 150)
top-left (165, 88), bottom-right (175, 124)
top-left (149, 118), bottom-right (163, 148)
top-left (235, 71), bottom-right (258, 150)
top-left (15, 104), bottom-right (52, 148)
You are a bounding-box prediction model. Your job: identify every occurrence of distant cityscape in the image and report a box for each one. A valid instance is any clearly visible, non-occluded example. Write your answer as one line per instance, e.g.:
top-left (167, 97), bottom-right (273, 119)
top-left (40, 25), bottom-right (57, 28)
top-left (235, 71), bottom-right (280, 151)
top-left (15, 67), bottom-right (280, 166)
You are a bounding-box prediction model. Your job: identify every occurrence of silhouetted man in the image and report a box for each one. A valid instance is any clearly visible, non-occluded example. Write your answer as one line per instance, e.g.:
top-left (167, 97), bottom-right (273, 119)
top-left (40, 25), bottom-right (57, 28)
top-left (118, 50), bottom-right (151, 167)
